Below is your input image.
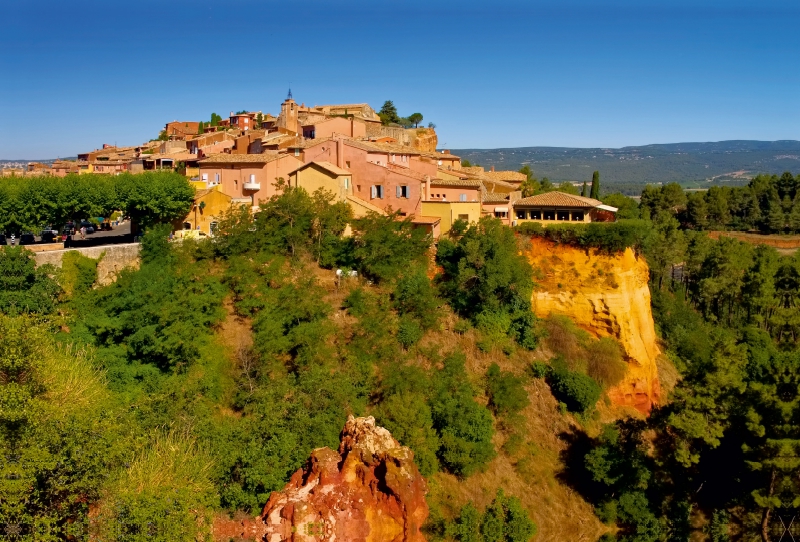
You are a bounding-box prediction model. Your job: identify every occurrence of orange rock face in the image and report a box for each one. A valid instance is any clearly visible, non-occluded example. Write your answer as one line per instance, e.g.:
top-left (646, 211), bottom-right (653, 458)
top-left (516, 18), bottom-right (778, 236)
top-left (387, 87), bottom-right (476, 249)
top-left (411, 128), bottom-right (438, 153)
top-left (222, 416), bottom-right (429, 542)
top-left (524, 237), bottom-right (661, 413)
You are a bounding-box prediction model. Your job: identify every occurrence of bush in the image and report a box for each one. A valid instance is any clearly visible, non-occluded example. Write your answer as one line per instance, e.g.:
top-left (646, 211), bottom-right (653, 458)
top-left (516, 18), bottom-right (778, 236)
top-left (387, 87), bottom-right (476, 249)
top-left (515, 220), bottom-right (652, 253)
top-left (547, 365), bottom-right (602, 413)
top-left (486, 363), bottom-right (529, 416)
top-left (397, 315), bottom-right (424, 348)
top-left (586, 338), bottom-right (627, 389)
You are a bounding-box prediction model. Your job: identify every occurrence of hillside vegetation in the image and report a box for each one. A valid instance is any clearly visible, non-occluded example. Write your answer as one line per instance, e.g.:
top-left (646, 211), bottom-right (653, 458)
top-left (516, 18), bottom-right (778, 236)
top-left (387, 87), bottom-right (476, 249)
top-left (2, 178), bottom-right (800, 541)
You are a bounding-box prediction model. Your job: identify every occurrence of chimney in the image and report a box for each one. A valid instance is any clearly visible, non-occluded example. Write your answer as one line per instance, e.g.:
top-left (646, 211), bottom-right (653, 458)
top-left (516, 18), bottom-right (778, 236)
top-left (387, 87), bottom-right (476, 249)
top-left (424, 176), bottom-right (431, 201)
top-left (336, 137), bottom-right (345, 169)
top-left (491, 166), bottom-right (495, 172)
top-left (230, 111), bottom-right (233, 117)
top-left (443, 150), bottom-right (450, 155)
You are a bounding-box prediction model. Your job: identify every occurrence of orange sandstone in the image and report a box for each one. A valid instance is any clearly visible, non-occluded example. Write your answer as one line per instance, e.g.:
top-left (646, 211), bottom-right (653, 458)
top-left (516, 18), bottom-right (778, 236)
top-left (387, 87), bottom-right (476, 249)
top-left (525, 237), bottom-right (661, 413)
top-left (215, 416), bottom-right (428, 542)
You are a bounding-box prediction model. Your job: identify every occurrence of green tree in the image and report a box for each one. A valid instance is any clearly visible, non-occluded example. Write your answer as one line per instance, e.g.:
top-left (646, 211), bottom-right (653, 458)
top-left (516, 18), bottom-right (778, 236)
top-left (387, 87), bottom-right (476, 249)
top-left (558, 181), bottom-right (580, 195)
top-left (408, 112), bottom-right (424, 127)
top-left (378, 100), bottom-right (399, 125)
top-left (197, 121), bottom-right (205, 134)
top-left (486, 363), bottom-right (529, 416)
top-left (581, 181), bottom-right (588, 197)
top-left (436, 217), bottom-right (537, 348)
top-left (0, 247), bottom-right (61, 315)
top-left (590, 171), bottom-right (600, 199)
top-left (518, 165), bottom-right (533, 182)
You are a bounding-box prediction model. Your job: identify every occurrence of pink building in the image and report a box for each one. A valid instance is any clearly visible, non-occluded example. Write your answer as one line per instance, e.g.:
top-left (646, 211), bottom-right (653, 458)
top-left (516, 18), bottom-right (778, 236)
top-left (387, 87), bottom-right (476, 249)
top-left (301, 117), bottom-right (366, 139)
top-left (198, 153), bottom-right (304, 207)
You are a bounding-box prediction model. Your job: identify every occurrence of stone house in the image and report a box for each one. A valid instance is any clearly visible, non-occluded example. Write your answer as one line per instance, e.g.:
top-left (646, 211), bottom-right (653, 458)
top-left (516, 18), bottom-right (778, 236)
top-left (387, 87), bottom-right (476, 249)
top-left (512, 192), bottom-right (617, 224)
top-left (198, 153), bottom-right (304, 207)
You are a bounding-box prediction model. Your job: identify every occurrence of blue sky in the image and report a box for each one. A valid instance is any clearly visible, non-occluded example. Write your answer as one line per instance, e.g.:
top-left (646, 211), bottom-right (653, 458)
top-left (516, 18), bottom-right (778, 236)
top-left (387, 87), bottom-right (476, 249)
top-left (1, 0), bottom-right (798, 158)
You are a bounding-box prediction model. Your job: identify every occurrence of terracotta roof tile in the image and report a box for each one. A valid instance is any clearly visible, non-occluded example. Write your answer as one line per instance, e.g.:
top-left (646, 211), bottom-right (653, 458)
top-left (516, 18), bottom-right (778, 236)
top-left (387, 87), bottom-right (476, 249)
top-left (485, 171), bottom-right (526, 182)
top-left (482, 192), bottom-right (510, 203)
top-left (430, 178), bottom-right (482, 188)
top-left (514, 191), bottom-right (603, 208)
top-left (198, 153), bottom-right (286, 164)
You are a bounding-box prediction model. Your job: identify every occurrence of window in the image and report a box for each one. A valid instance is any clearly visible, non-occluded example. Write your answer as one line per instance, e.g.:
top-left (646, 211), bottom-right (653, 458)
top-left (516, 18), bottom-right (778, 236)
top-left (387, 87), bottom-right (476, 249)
top-left (183, 222), bottom-right (191, 230)
top-left (244, 118), bottom-right (249, 124)
top-left (543, 210), bottom-right (555, 220)
top-left (294, 149), bottom-right (300, 157)
top-left (346, 161), bottom-right (351, 168)
top-left (557, 210), bottom-right (570, 221)
top-left (494, 211), bottom-right (507, 218)
top-left (459, 193), bottom-right (467, 202)
top-left (371, 185), bottom-right (384, 199)
top-left (530, 210), bottom-right (542, 220)
top-left (210, 222), bottom-right (218, 234)
top-left (516, 210), bottom-right (527, 219)
top-left (391, 154), bottom-right (395, 162)
top-left (458, 214), bottom-right (469, 221)
top-left (397, 185), bottom-right (409, 198)
top-left (234, 180), bottom-right (238, 189)
top-left (344, 177), bottom-right (350, 189)
top-left (215, 173), bottom-right (220, 184)
top-left (571, 211), bottom-right (584, 221)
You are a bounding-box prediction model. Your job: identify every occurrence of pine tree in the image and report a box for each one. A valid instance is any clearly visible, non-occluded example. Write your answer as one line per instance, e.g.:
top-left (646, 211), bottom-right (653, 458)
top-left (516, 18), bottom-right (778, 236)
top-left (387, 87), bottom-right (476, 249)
top-left (197, 121), bottom-right (205, 134)
top-left (581, 181), bottom-right (588, 197)
top-left (590, 171), bottom-right (600, 199)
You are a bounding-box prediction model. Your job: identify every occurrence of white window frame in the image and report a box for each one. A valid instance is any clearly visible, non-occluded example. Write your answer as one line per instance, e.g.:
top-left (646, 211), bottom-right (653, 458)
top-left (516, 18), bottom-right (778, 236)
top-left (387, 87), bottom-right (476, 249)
top-left (459, 193), bottom-right (467, 202)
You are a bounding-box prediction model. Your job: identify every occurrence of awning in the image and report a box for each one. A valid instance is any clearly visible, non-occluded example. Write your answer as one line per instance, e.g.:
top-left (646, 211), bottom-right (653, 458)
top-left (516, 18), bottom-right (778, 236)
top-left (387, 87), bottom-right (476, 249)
top-left (493, 207), bottom-right (509, 212)
top-left (596, 204), bottom-right (618, 212)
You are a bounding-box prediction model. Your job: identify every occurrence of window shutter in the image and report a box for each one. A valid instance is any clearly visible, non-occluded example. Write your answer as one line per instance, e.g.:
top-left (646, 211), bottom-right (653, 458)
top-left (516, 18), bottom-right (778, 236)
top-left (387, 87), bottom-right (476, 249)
top-left (371, 186), bottom-right (377, 198)
top-left (396, 186), bottom-right (401, 198)
top-left (460, 193), bottom-right (467, 202)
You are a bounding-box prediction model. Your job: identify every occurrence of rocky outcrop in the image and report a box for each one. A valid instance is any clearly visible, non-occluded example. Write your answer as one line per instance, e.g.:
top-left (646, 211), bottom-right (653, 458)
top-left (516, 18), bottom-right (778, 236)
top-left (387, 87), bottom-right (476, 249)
top-left (215, 416), bottom-right (428, 542)
top-left (524, 237), bottom-right (661, 413)
top-left (410, 128), bottom-right (438, 153)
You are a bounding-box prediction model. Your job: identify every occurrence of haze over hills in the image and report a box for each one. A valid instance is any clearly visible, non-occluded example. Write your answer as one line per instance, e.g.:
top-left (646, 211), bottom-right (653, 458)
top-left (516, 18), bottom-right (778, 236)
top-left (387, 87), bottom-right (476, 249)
top-left (453, 140), bottom-right (800, 187)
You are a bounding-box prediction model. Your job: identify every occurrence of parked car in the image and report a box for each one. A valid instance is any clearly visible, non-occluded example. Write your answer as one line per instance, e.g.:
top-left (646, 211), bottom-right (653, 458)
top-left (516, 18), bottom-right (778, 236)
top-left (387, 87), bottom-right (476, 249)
top-left (20, 233), bottom-right (36, 245)
top-left (79, 221), bottom-right (96, 234)
top-left (41, 230), bottom-right (58, 243)
top-left (0, 234), bottom-right (6, 245)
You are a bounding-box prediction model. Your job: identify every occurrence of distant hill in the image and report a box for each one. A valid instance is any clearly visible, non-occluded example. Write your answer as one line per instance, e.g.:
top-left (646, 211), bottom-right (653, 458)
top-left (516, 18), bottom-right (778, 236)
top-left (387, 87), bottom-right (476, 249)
top-left (452, 140), bottom-right (800, 187)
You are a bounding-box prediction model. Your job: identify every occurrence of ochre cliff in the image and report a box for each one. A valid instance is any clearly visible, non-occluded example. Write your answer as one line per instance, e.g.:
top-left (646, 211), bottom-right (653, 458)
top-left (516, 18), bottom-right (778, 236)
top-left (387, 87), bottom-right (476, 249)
top-left (410, 128), bottom-right (438, 153)
top-left (214, 416), bottom-right (428, 542)
top-left (524, 237), bottom-right (661, 413)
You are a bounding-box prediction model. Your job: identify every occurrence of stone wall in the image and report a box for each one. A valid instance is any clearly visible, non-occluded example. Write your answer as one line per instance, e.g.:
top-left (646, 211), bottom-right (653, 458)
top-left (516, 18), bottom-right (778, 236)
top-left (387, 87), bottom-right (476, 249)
top-left (34, 243), bottom-right (141, 286)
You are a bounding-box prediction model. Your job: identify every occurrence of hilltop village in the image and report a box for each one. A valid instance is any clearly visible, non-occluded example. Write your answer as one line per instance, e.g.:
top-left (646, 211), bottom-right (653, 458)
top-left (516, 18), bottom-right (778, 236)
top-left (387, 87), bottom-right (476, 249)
top-left (16, 95), bottom-right (618, 238)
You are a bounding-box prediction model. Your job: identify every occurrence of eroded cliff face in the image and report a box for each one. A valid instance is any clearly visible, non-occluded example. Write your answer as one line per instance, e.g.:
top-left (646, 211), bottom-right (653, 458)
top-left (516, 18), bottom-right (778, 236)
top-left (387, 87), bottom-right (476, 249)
top-left (410, 128), bottom-right (438, 153)
top-left (524, 237), bottom-right (661, 413)
top-left (215, 416), bottom-right (428, 542)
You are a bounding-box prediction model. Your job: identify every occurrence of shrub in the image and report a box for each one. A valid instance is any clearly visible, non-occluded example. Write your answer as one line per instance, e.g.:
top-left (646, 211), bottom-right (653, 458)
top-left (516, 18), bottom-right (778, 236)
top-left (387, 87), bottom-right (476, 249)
top-left (515, 220), bottom-right (652, 253)
top-left (397, 315), bottom-right (424, 348)
top-left (586, 337), bottom-right (627, 389)
top-left (486, 363), bottom-right (529, 416)
top-left (547, 366), bottom-right (602, 413)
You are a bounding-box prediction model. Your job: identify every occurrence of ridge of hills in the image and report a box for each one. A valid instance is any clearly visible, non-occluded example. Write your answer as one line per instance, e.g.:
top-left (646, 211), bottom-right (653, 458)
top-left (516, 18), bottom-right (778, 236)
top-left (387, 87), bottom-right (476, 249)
top-left (453, 139), bottom-right (800, 187)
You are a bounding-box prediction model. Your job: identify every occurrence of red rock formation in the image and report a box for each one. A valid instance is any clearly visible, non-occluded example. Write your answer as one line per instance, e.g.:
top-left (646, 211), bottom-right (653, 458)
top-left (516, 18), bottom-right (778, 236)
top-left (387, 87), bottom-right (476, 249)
top-left (215, 416), bottom-right (429, 542)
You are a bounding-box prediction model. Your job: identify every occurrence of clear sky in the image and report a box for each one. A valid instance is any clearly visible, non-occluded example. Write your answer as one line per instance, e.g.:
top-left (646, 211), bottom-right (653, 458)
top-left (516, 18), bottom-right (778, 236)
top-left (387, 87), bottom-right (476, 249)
top-left (1, 0), bottom-right (798, 158)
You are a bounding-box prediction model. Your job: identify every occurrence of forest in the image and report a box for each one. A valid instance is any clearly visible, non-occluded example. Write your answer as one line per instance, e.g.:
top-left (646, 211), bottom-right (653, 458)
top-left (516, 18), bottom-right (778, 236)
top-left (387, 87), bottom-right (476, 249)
top-left (1, 171), bottom-right (799, 541)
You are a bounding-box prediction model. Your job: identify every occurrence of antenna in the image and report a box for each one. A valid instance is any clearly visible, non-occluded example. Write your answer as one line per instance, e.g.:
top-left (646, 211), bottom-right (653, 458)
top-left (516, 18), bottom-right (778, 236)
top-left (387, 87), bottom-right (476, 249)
top-left (287, 87), bottom-right (293, 100)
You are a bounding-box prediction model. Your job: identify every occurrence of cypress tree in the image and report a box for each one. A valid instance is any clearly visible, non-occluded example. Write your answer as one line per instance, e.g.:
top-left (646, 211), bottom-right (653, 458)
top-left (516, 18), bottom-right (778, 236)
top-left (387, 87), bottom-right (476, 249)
top-left (581, 181), bottom-right (588, 197)
top-left (590, 171), bottom-right (600, 199)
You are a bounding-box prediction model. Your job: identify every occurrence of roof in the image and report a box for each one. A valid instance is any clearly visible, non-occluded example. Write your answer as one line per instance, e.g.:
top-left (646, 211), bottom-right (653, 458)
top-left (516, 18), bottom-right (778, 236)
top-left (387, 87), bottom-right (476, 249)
top-left (482, 192), bottom-right (510, 203)
top-left (385, 163), bottom-right (429, 181)
top-left (347, 195), bottom-right (386, 215)
top-left (485, 170), bottom-right (526, 183)
top-left (293, 160), bottom-right (351, 176)
top-left (430, 178), bottom-right (483, 188)
top-left (411, 215), bottom-right (441, 225)
top-left (461, 166), bottom-right (485, 175)
top-left (437, 168), bottom-right (470, 179)
top-left (514, 191), bottom-right (604, 208)
top-left (419, 151), bottom-right (460, 161)
top-left (198, 152), bottom-right (285, 164)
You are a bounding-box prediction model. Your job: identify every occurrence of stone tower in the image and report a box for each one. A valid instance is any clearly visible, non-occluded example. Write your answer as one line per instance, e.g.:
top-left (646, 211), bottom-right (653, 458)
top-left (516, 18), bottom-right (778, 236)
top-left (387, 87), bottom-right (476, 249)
top-left (277, 89), bottom-right (298, 134)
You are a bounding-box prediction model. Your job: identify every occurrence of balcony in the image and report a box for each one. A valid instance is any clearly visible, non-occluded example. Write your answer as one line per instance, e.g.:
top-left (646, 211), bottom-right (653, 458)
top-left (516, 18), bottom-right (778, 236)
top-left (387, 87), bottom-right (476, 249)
top-left (243, 181), bottom-right (261, 190)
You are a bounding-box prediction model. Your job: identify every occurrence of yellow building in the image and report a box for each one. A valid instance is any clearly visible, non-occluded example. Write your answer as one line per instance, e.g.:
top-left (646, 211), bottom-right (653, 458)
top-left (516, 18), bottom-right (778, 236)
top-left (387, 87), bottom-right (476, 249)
top-left (174, 188), bottom-right (234, 235)
top-left (288, 161), bottom-right (353, 201)
top-left (420, 201), bottom-right (482, 234)
top-left (512, 191), bottom-right (617, 224)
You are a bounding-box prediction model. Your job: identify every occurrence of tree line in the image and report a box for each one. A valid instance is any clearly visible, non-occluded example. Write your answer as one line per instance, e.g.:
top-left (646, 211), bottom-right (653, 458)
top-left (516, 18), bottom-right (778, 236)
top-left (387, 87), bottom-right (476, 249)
top-left (0, 172), bottom-right (194, 234)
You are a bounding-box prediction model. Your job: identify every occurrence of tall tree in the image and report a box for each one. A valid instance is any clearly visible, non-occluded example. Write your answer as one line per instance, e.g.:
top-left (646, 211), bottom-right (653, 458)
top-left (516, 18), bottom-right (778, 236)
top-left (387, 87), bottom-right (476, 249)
top-left (590, 171), bottom-right (600, 199)
top-left (378, 101), bottom-right (399, 125)
top-left (408, 113), bottom-right (423, 127)
top-left (581, 181), bottom-right (588, 197)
